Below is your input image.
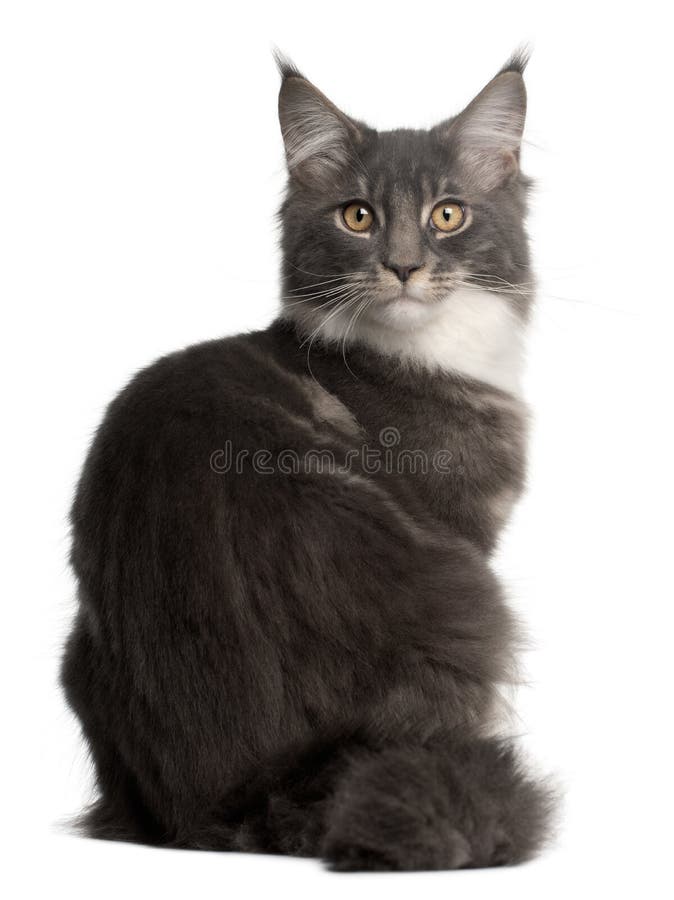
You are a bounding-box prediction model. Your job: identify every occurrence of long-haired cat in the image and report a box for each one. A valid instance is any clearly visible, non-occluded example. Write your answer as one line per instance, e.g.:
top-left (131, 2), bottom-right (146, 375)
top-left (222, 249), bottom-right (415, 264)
top-left (61, 50), bottom-right (552, 871)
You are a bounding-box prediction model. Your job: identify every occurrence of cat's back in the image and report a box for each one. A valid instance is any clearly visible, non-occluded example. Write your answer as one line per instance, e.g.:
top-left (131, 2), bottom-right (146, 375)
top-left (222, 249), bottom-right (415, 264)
top-left (95, 330), bottom-right (291, 439)
top-left (71, 328), bottom-right (360, 545)
top-left (81, 329), bottom-right (311, 469)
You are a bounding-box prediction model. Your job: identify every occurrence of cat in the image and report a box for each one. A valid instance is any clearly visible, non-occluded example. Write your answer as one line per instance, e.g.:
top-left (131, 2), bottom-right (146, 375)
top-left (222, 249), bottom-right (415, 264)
top-left (61, 50), bottom-right (553, 871)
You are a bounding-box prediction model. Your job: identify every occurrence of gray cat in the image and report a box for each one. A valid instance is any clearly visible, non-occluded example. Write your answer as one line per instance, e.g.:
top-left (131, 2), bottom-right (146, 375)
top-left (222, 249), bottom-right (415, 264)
top-left (61, 50), bottom-right (553, 871)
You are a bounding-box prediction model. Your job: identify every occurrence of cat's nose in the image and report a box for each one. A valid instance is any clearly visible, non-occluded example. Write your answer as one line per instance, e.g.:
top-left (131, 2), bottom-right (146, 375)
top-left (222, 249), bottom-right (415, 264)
top-left (383, 262), bottom-right (423, 283)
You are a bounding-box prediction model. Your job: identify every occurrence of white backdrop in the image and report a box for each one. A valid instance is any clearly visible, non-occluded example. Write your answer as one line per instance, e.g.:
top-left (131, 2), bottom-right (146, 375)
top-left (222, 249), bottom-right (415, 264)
top-left (1, 1), bottom-right (672, 897)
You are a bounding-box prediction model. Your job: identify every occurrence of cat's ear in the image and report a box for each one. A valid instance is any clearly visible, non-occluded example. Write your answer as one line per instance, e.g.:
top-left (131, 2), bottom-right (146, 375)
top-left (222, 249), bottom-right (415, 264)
top-left (437, 52), bottom-right (528, 192)
top-left (275, 52), bottom-right (363, 187)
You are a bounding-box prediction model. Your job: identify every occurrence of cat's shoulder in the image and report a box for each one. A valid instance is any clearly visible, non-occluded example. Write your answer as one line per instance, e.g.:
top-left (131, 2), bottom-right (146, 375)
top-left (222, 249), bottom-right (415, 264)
top-left (75, 332), bottom-right (284, 498)
top-left (90, 327), bottom-right (357, 457)
top-left (101, 333), bottom-right (260, 430)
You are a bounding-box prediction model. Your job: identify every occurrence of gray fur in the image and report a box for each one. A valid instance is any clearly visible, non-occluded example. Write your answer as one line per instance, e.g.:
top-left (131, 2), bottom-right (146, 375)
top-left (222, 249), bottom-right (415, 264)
top-left (278, 51), bottom-right (532, 346)
top-left (60, 51), bottom-right (553, 871)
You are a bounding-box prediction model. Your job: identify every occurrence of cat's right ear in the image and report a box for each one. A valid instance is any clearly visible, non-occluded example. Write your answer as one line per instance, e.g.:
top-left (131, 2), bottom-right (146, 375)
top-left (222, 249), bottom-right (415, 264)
top-left (275, 52), bottom-right (363, 188)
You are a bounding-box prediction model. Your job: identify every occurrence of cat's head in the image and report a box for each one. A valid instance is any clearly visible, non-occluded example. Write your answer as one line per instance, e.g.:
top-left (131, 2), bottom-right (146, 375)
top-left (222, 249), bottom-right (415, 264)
top-left (276, 52), bottom-right (532, 381)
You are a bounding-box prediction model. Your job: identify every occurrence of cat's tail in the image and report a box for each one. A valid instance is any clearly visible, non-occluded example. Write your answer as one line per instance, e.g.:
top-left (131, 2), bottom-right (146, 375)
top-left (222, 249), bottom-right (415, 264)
top-left (179, 726), bottom-right (555, 871)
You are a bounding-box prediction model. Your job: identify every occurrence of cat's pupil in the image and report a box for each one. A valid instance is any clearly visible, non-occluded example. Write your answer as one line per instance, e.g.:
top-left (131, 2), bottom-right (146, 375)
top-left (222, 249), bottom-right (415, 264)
top-left (356, 208), bottom-right (365, 221)
top-left (443, 208), bottom-right (451, 221)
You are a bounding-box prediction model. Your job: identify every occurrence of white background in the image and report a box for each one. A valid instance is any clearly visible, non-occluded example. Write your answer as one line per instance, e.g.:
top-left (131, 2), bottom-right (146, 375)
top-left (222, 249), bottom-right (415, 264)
top-left (1, 1), bottom-right (672, 897)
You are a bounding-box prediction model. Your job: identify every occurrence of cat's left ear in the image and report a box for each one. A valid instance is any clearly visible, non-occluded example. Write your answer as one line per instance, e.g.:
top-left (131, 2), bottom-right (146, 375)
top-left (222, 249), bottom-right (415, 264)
top-left (436, 52), bottom-right (528, 192)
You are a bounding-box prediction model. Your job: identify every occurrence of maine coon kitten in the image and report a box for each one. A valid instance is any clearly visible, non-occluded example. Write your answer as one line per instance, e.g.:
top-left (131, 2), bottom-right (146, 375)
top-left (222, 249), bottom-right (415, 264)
top-left (61, 51), bottom-right (552, 871)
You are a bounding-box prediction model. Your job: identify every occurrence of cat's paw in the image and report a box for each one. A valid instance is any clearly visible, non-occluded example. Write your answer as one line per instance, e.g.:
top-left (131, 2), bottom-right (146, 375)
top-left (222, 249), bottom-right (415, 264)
top-left (319, 738), bottom-right (550, 871)
top-left (321, 748), bottom-right (474, 872)
top-left (323, 823), bottom-right (471, 872)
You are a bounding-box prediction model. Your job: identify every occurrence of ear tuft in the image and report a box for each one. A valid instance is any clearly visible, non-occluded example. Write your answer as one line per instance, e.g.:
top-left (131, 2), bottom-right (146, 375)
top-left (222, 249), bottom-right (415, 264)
top-left (497, 45), bottom-right (532, 77)
top-left (272, 47), bottom-right (304, 82)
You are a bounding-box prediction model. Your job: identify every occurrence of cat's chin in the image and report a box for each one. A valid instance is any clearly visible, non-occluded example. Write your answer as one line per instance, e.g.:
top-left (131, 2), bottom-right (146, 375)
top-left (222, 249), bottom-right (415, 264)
top-left (367, 292), bottom-right (448, 332)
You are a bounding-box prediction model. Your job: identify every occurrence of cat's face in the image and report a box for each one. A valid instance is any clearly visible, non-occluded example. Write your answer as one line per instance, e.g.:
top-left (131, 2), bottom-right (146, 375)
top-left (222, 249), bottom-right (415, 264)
top-left (277, 55), bottom-right (532, 379)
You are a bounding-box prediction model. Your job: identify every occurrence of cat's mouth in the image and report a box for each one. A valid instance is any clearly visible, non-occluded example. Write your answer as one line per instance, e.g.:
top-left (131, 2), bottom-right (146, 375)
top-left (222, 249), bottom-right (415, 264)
top-left (381, 282), bottom-right (451, 307)
top-left (376, 271), bottom-right (456, 308)
top-left (365, 284), bottom-right (452, 330)
top-left (398, 287), bottom-right (434, 303)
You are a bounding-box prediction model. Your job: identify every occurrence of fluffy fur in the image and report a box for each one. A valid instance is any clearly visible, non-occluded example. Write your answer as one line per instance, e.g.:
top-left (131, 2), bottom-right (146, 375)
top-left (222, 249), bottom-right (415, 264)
top-left (61, 51), bottom-right (553, 871)
top-left (314, 285), bottom-right (526, 394)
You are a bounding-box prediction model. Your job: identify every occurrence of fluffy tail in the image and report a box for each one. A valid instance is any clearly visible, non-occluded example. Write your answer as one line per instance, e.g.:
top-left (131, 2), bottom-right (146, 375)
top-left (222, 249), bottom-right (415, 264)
top-left (168, 728), bottom-right (554, 871)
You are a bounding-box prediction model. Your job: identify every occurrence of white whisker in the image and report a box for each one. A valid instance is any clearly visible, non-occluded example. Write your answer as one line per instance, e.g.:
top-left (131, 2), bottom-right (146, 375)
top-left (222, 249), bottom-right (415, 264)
top-left (299, 287), bottom-right (366, 382)
top-left (285, 273), bottom-right (367, 293)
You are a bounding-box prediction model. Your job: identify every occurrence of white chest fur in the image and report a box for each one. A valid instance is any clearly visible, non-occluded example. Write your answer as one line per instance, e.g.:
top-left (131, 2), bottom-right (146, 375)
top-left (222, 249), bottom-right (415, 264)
top-left (301, 288), bottom-right (526, 396)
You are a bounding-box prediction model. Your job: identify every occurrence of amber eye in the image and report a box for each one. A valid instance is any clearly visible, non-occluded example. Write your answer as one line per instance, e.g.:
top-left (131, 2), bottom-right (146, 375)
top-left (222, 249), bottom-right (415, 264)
top-left (342, 202), bottom-right (374, 233)
top-left (430, 201), bottom-right (465, 233)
